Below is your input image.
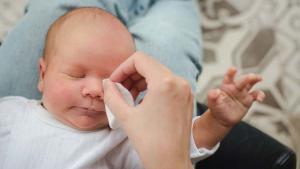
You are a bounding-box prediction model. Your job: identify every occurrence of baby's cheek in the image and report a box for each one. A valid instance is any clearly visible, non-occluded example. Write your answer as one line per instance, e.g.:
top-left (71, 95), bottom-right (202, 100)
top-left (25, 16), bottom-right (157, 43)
top-left (46, 81), bottom-right (74, 103)
top-left (56, 82), bottom-right (77, 100)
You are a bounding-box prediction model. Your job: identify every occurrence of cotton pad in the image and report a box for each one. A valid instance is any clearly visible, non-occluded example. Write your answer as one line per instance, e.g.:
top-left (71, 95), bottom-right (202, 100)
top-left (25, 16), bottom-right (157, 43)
top-left (103, 81), bottom-right (134, 129)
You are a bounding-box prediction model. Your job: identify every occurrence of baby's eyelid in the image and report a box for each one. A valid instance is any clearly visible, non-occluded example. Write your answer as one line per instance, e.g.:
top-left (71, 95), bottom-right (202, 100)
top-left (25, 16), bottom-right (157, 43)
top-left (65, 72), bottom-right (85, 78)
top-left (72, 74), bottom-right (85, 78)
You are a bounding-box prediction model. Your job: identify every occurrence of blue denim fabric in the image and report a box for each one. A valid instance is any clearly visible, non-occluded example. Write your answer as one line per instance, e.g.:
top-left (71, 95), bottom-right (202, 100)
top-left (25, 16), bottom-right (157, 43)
top-left (0, 0), bottom-right (202, 102)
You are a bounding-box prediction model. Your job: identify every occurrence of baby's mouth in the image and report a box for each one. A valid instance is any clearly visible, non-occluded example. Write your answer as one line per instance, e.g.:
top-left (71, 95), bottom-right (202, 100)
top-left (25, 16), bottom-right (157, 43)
top-left (72, 107), bottom-right (104, 117)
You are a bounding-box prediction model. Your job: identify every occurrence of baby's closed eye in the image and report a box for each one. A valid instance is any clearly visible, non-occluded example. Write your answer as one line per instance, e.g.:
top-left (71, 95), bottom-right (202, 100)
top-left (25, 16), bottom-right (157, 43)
top-left (63, 72), bottom-right (85, 79)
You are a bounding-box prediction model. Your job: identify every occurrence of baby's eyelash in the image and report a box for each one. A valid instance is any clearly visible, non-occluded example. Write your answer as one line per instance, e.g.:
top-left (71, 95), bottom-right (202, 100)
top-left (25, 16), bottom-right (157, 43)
top-left (70, 74), bottom-right (85, 78)
top-left (64, 72), bottom-right (85, 79)
top-left (70, 75), bottom-right (85, 78)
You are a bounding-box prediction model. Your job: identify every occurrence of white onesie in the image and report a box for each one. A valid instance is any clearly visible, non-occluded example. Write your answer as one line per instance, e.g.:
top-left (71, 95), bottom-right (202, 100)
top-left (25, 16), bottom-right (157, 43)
top-left (0, 95), bottom-right (218, 169)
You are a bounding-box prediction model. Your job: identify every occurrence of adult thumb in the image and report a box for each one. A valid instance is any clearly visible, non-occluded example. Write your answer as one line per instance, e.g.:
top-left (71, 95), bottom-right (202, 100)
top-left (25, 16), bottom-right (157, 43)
top-left (103, 79), bottom-right (131, 120)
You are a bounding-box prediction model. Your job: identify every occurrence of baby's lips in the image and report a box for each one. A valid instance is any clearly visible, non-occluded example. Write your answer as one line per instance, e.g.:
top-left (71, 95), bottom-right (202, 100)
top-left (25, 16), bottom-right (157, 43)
top-left (77, 103), bottom-right (105, 112)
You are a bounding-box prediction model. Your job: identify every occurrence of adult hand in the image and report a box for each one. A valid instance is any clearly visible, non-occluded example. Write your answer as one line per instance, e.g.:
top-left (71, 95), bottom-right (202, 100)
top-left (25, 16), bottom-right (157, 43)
top-left (103, 51), bottom-right (194, 169)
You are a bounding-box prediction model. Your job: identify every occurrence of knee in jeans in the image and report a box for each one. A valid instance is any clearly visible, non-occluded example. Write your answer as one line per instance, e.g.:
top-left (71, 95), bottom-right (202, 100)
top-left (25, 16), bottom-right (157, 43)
top-left (143, 23), bottom-right (183, 48)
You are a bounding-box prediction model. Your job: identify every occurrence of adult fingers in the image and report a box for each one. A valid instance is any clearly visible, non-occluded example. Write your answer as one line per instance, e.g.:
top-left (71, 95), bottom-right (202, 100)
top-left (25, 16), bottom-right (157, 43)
top-left (103, 79), bottom-right (132, 121)
top-left (109, 51), bottom-right (171, 84)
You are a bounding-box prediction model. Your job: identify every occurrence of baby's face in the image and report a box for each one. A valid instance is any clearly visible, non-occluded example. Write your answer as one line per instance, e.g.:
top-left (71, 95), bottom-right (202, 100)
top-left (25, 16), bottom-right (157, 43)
top-left (38, 23), bottom-right (134, 131)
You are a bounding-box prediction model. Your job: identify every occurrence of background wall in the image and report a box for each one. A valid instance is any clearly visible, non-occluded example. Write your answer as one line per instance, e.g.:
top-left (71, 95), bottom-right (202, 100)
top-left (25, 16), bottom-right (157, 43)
top-left (0, 0), bottom-right (299, 168)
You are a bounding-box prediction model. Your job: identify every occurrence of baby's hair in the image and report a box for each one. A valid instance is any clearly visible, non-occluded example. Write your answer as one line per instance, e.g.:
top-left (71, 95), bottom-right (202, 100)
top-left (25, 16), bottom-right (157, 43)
top-left (42, 7), bottom-right (134, 62)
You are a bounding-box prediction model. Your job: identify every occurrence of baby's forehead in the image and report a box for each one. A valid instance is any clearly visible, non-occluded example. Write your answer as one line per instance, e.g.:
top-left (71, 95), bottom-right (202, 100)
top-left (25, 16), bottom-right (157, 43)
top-left (56, 9), bottom-right (114, 33)
top-left (51, 8), bottom-right (132, 46)
top-left (44, 7), bottom-right (135, 62)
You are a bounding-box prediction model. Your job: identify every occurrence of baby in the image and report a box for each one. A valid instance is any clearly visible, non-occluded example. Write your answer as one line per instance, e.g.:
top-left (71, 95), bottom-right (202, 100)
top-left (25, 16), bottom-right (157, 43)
top-left (38, 7), bottom-right (135, 131)
top-left (0, 7), bottom-right (264, 168)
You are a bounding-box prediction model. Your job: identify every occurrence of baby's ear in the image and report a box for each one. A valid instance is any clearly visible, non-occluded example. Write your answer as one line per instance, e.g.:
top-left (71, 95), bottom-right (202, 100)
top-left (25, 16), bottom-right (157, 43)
top-left (38, 57), bottom-right (46, 92)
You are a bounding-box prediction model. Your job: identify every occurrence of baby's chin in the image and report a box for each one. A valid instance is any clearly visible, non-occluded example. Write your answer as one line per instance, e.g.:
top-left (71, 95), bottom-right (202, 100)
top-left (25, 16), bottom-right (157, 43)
top-left (67, 115), bottom-right (109, 131)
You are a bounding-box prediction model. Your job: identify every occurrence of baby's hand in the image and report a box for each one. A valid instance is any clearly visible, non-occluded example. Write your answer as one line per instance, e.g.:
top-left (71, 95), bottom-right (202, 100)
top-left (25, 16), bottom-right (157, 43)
top-left (207, 67), bottom-right (265, 128)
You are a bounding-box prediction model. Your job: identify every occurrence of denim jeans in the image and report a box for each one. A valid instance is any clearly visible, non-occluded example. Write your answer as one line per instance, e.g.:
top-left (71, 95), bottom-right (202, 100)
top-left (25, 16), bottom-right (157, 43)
top-left (0, 0), bottom-right (202, 109)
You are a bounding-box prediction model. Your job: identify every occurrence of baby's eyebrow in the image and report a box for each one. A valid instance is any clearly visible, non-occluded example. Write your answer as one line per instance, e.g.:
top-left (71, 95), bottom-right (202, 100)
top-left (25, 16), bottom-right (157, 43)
top-left (60, 64), bottom-right (85, 72)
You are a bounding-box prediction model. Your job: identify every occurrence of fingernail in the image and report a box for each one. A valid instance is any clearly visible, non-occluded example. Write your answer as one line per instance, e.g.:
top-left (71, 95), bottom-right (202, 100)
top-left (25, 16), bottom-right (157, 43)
top-left (248, 74), bottom-right (255, 80)
top-left (103, 79), bottom-right (110, 91)
top-left (230, 66), bottom-right (237, 72)
top-left (215, 89), bottom-right (221, 96)
top-left (258, 93), bottom-right (265, 102)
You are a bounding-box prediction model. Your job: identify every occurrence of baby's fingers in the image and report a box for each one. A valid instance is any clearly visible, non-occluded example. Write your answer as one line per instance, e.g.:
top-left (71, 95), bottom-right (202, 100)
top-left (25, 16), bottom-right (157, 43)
top-left (249, 90), bottom-right (265, 102)
top-left (236, 74), bottom-right (262, 91)
top-left (223, 67), bottom-right (237, 84)
top-left (207, 89), bottom-right (221, 103)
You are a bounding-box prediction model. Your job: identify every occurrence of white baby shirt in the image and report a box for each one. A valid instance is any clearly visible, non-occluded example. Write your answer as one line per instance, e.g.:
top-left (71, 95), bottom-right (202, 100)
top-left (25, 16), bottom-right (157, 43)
top-left (0, 96), bottom-right (218, 169)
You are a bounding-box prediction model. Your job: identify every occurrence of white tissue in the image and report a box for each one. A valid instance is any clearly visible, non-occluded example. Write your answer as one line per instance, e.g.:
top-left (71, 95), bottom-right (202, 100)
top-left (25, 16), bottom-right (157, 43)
top-left (103, 81), bottom-right (134, 129)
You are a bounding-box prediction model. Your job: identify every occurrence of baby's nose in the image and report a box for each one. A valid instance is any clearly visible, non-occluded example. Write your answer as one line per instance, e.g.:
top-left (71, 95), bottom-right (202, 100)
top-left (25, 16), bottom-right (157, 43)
top-left (82, 79), bottom-right (104, 99)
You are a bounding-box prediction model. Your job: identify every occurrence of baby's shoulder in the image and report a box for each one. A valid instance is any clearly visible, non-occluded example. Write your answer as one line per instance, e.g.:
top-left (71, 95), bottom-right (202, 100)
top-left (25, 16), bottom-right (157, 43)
top-left (0, 96), bottom-right (29, 108)
top-left (0, 96), bottom-right (30, 115)
top-left (0, 97), bottom-right (31, 139)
